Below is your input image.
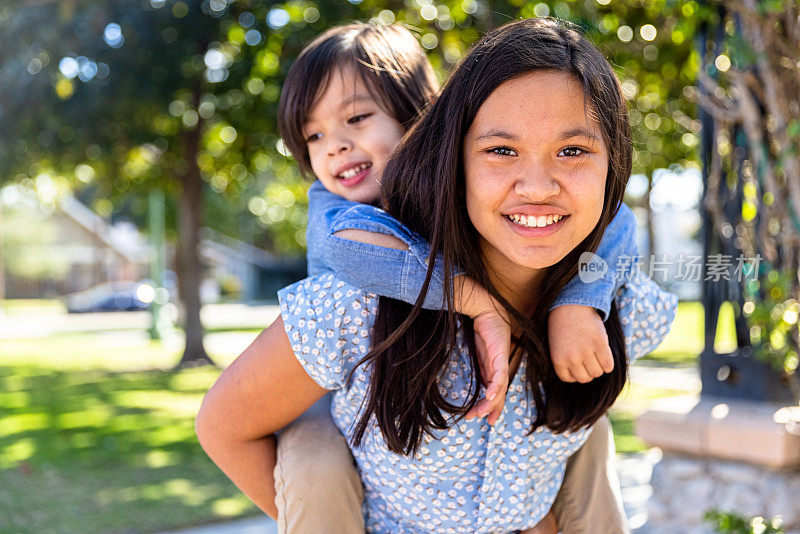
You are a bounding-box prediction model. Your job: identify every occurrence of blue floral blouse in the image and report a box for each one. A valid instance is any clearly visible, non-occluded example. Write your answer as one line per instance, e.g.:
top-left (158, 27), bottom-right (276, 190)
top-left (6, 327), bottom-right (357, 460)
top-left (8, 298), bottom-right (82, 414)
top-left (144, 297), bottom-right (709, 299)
top-left (278, 272), bottom-right (676, 533)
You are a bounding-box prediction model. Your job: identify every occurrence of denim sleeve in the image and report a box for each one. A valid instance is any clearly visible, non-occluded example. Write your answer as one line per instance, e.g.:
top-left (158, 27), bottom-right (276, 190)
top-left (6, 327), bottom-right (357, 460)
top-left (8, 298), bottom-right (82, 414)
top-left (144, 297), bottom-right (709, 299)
top-left (549, 203), bottom-right (638, 320)
top-left (306, 181), bottom-right (358, 276)
top-left (323, 204), bottom-right (457, 310)
top-left (615, 269), bottom-right (679, 362)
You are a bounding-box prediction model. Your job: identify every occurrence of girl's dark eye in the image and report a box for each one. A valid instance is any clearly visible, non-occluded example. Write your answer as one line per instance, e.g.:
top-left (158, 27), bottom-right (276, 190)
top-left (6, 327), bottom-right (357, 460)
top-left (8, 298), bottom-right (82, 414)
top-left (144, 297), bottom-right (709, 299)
top-left (348, 113), bottom-right (372, 124)
top-left (558, 147), bottom-right (585, 157)
top-left (488, 146), bottom-right (517, 157)
top-left (305, 133), bottom-right (321, 143)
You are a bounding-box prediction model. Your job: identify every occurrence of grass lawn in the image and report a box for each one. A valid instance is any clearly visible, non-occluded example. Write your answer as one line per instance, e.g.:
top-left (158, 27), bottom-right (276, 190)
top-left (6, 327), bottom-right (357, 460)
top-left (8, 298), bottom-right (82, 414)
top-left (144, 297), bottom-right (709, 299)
top-left (641, 300), bottom-right (737, 366)
top-left (0, 299), bottom-right (717, 532)
top-left (0, 331), bottom-right (258, 534)
top-left (608, 383), bottom-right (693, 454)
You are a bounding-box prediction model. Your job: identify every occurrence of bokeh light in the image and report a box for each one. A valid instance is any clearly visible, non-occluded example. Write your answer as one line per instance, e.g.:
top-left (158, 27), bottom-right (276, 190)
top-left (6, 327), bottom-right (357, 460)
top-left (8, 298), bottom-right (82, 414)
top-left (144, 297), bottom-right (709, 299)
top-left (267, 8), bottom-right (290, 29)
top-left (640, 24), bottom-right (657, 41)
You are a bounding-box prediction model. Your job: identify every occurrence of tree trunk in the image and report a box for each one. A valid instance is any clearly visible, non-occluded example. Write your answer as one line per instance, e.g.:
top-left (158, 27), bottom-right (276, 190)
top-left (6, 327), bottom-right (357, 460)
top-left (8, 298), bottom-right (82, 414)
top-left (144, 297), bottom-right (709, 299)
top-left (175, 80), bottom-right (213, 368)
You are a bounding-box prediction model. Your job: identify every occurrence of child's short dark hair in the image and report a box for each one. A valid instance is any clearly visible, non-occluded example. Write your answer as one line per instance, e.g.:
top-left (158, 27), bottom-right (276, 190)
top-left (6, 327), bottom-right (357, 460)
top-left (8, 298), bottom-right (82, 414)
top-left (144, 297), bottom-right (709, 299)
top-left (278, 23), bottom-right (438, 175)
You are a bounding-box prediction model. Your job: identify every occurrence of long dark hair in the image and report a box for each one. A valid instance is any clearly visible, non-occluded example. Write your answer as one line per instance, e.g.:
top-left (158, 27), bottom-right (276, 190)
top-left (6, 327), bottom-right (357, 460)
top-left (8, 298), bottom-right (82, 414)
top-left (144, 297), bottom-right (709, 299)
top-left (277, 23), bottom-right (439, 176)
top-left (351, 18), bottom-right (633, 455)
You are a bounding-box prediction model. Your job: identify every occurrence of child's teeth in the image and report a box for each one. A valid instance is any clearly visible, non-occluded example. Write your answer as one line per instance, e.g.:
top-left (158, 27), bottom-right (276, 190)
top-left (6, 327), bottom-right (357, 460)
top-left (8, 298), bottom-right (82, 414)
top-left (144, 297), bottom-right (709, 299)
top-left (339, 162), bottom-right (370, 179)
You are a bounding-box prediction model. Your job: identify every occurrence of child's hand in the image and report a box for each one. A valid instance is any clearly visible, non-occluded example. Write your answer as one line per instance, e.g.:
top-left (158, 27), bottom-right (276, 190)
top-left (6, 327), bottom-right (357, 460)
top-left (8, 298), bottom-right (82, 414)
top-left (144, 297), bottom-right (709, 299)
top-left (548, 305), bottom-right (614, 383)
top-left (465, 309), bottom-right (510, 426)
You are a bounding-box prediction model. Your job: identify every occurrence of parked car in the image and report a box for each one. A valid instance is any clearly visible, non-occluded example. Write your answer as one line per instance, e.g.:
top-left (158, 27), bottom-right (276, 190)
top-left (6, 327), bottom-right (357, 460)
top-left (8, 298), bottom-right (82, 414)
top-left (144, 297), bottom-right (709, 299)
top-left (64, 281), bottom-right (155, 313)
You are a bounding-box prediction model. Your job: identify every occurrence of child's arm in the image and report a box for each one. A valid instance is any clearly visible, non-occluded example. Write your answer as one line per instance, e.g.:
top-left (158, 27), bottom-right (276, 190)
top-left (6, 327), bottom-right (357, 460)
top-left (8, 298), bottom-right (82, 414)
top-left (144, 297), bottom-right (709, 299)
top-left (550, 203), bottom-right (639, 320)
top-left (306, 180), bottom-right (359, 276)
top-left (548, 204), bottom-right (677, 381)
top-left (333, 226), bottom-right (511, 427)
top-left (547, 203), bottom-right (639, 382)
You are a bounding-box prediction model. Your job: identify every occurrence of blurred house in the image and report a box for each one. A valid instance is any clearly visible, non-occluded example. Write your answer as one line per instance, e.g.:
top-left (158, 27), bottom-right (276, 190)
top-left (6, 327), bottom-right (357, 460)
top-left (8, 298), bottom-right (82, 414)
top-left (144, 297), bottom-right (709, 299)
top-left (200, 227), bottom-right (306, 302)
top-left (1, 189), bottom-right (304, 301)
top-left (3, 192), bottom-right (149, 298)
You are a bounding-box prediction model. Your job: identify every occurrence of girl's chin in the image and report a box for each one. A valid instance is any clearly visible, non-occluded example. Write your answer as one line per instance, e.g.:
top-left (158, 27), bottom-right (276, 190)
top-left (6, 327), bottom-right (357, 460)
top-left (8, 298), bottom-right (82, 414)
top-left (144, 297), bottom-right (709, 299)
top-left (509, 245), bottom-right (569, 269)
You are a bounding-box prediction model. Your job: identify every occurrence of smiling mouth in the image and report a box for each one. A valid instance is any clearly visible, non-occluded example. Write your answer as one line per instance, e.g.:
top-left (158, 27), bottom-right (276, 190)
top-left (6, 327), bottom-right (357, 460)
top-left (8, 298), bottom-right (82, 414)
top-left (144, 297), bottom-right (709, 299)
top-left (506, 213), bottom-right (567, 228)
top-left (337, 162), bottom-right (372, 180)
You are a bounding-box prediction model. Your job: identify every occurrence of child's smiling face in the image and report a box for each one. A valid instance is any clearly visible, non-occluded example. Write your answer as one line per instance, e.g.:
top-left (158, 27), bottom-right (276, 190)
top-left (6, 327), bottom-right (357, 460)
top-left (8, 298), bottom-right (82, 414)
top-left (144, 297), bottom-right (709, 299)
top-left (303, 65), bottom-right (405, 204)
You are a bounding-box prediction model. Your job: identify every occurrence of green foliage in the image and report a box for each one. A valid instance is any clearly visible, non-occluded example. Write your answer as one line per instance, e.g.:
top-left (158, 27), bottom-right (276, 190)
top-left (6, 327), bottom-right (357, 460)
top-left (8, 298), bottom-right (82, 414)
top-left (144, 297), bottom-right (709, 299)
top-left (704, 510), bottom-right (785, 534)
top-left (0, 0), bottom-right (704, 260)
top-left (744, 269), bottom-right (800, 375)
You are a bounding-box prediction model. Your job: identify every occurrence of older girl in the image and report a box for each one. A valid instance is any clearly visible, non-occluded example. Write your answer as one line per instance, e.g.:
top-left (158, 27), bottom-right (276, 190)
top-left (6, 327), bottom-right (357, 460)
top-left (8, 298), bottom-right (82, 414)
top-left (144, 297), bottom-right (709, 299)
top-left (197, 18), bottom-right (675, 533)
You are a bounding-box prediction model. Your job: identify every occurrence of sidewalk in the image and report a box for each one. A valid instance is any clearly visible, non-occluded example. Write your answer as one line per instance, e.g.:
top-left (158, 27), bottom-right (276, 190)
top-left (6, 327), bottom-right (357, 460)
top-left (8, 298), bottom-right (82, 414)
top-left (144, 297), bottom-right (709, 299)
top-left (0, 303), bottom-right (281, 339)
top-left (159, 516), bottom-right (276, 534)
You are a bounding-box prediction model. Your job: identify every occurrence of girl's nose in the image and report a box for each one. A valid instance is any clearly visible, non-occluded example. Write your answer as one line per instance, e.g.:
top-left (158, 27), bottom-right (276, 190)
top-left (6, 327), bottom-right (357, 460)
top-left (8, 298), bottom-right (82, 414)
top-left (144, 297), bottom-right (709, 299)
top-left (514, 164), bottom-right (561, 201)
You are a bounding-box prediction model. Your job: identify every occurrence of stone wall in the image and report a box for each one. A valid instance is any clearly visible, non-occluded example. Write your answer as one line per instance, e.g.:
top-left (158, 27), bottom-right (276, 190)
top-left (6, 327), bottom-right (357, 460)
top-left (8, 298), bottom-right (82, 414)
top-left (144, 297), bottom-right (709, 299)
top-left (645, 453), bottom-right (800, 533)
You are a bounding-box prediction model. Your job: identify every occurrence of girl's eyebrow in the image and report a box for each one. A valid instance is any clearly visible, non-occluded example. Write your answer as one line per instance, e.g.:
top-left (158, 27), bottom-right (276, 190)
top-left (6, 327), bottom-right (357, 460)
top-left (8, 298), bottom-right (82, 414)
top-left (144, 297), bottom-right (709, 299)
top-left (474, 129), bottom-right (519, 142)
top-left (556, 127), bottom-right (600, 143)
top-left (474, 127), bottom-right (600, 143)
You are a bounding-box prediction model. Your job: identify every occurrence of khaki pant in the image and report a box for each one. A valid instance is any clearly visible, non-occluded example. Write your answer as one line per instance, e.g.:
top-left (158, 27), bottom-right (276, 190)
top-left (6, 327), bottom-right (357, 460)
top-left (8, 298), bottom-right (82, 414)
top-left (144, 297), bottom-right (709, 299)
top-left (274, 394), bottom-right (629, 534)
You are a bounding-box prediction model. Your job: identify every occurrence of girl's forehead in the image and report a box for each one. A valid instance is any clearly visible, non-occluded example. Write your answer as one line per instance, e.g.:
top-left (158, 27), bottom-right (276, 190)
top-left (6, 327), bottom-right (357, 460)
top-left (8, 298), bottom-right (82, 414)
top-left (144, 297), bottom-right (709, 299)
top-left (470, 72), bottom-right (602, 141)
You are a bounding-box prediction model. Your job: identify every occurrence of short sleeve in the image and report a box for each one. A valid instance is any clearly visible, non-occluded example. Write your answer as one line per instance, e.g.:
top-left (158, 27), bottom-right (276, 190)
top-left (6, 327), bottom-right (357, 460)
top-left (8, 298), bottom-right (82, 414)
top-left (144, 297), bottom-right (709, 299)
top-left (277, 273), bottom-right (377, 390)
top-left (615, 269), bottom-right (678, 362)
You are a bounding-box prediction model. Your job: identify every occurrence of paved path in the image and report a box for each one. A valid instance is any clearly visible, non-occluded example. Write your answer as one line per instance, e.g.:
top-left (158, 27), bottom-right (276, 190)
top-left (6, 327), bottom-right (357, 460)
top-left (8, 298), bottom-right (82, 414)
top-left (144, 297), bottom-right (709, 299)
top-left (0, 303), bottom-right (281, 339)
top-left (159, 516), bottom-right (276, 534)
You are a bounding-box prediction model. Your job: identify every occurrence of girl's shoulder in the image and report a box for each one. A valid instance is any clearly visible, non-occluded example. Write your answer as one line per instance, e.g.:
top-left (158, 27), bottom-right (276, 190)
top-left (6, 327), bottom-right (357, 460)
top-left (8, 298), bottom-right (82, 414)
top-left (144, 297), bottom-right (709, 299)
top-left (278, 272), bottom-right (378, 320)
top-left (277, 273), bottom-right (378, 390)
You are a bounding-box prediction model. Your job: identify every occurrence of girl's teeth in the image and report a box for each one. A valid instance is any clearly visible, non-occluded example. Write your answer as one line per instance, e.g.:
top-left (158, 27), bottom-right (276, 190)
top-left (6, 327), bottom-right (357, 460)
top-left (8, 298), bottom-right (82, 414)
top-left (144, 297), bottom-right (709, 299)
top-left (508, 214), bottom-right (563, 228)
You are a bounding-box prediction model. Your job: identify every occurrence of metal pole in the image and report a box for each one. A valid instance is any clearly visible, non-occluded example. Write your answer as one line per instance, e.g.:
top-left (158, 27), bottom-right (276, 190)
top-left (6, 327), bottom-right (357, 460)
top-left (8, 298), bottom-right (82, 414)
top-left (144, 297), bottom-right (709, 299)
top-left (148, 188), bottom-right (171, 340)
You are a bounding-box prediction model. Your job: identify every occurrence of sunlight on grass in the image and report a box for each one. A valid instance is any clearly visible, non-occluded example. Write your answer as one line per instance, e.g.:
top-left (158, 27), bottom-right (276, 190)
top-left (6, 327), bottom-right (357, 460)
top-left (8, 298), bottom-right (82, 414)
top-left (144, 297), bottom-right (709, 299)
top-left (643, 301), bottom-right (737, 365)
top-left (0, 299), bottom-right (66, 315)
top-left (0, 330), bottom-right (260, 534)
top-left (0, 412), bottom-right (49, 437)
top-left (145, 449), bottom-right (180, 469)
top-left (114, 390), bottom-right (204, 418)
top-left (212, 495), bottom-right (255, 516)
top-left (609, 382), bottom-right (694, 454)
top-left (2, 438), bottom-right (35, 464)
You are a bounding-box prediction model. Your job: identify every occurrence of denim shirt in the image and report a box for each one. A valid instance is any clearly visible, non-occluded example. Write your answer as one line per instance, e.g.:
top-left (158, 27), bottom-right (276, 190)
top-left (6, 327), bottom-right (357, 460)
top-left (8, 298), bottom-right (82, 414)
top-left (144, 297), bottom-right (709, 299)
top-left (306, 180), bottom-right (645, 319)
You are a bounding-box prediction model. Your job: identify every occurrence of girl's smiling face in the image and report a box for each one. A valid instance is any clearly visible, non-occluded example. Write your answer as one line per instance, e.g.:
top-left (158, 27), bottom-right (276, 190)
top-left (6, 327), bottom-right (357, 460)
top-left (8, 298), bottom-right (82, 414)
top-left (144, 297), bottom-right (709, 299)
top-left (464, 70), bottom-right (609, 290)
top-left (303, 65), bottom-right (405, 204)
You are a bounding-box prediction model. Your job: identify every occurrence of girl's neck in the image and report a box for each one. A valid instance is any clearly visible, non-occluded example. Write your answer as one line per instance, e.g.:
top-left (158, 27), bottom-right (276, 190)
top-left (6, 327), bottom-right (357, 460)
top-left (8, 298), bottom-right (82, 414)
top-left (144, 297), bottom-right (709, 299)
top-left (481, 241), bottom-right (547, 316)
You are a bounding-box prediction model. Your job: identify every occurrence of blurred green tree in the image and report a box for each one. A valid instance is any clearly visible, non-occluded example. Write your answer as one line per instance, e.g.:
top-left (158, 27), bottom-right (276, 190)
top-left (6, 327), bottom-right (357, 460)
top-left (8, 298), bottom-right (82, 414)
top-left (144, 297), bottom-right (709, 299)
top-left (0, 0), bottom-right (701, 365)
top-left (689, 0), bottom-right (800, 389)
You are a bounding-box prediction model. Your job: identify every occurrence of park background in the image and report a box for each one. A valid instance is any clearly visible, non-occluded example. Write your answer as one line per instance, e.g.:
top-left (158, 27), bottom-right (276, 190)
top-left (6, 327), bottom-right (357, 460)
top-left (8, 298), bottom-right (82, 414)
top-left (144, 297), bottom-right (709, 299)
top-left (0, 0), bottom-right (798, 533)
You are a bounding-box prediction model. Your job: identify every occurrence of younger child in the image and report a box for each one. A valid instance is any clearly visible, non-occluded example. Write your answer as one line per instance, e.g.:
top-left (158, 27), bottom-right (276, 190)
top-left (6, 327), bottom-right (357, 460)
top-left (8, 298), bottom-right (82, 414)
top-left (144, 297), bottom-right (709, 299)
top-left (211, 22), bottom-right (674, 534)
